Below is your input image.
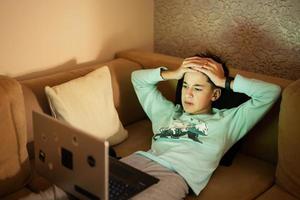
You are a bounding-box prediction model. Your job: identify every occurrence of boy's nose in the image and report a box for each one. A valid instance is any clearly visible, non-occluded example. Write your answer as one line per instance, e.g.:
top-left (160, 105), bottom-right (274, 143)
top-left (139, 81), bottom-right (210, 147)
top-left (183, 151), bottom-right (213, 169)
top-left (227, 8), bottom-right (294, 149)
top-left (185, 88), bottom-right (193, 98)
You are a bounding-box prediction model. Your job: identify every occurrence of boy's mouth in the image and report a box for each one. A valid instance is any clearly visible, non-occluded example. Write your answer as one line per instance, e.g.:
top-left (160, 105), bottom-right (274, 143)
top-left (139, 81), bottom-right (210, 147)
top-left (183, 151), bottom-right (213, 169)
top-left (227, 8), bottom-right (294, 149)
top-left (184, 101), bottom-right (193, 106)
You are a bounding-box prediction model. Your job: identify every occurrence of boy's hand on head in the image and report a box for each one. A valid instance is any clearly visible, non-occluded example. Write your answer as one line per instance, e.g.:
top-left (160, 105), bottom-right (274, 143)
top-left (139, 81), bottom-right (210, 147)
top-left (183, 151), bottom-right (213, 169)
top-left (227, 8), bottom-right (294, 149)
top-left (161, 56), bottom-right (226, 86)
top-left (187, 57), bottom-right (226, 88)
top-left (174, 58), bottom-right (201, 79)
top-left (161, 58), bottom-right (199, 80)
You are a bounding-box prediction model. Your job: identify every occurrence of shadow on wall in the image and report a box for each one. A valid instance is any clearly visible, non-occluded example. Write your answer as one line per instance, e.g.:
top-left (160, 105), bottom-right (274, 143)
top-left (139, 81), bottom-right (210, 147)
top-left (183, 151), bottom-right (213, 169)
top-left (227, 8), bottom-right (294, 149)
top-left (15, 33), bottom-right (131, 81)
top-left (15, 58), bottom-right (107, 81)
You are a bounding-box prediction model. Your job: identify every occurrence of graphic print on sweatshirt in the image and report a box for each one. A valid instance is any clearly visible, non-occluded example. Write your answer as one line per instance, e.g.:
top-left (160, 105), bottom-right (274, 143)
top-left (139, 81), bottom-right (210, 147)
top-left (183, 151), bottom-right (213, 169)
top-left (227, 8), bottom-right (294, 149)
top-left (153, 119), bottom-right (208, 143)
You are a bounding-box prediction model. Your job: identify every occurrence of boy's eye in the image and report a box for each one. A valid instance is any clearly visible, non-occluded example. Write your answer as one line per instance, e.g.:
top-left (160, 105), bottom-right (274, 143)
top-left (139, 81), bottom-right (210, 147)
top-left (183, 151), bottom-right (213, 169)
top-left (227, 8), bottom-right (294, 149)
top-left (194, 88), bottom-right (202, 91)
top-left (182, 84), bottom-right (188, 88)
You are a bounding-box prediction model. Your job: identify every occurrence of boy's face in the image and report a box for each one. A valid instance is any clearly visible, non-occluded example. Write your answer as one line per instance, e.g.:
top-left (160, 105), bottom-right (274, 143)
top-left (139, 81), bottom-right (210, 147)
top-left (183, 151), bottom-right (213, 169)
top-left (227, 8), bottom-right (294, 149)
top-left (181, 72), bottom-right (218, 114)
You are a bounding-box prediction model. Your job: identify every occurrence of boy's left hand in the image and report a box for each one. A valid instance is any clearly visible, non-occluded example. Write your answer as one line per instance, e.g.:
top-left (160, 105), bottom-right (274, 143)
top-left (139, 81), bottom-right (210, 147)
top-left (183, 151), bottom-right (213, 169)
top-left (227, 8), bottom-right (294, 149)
top-left (185, 57), bottom-right (226, 88)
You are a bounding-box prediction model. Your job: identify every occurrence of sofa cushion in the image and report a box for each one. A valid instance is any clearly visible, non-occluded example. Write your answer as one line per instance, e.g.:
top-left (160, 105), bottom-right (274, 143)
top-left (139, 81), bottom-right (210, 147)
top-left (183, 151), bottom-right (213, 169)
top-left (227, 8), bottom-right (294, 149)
top-left (114, 119), bottom-right (153, 157)
top-left (1, 188), bottom-right (32, 200)
top-left (276, 79), bottom-right (300, 199)
top-left (186, 153), bottom-right (275, 200)
top-left (256, 185), bottom-right (298, 200)
top-left (0, 76), bottom-right (31, 197)
top-left (45, 66), bottom-right (128, 145)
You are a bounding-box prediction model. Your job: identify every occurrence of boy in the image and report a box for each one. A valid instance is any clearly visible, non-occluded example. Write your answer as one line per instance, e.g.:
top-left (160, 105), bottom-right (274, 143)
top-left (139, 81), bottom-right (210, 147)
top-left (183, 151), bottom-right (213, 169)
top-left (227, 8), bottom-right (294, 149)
top-left (120, 55), bottom-right (281, 200)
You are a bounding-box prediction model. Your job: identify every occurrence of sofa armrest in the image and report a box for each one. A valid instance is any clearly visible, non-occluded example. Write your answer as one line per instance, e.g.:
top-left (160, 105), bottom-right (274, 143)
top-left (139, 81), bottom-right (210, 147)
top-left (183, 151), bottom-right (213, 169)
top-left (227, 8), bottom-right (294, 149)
top-left (276, 79), bottom-right (300, 199)
top-left (0, 75), bottom-right (31, 197)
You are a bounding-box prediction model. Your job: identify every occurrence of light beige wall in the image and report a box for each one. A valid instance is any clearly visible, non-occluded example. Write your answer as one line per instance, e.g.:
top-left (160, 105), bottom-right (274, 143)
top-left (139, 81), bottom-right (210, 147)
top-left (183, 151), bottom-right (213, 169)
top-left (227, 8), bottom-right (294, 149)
top-left (155, 0), bottom-right (300, 80)
top-left (0, 0), bottom-right (153, 78)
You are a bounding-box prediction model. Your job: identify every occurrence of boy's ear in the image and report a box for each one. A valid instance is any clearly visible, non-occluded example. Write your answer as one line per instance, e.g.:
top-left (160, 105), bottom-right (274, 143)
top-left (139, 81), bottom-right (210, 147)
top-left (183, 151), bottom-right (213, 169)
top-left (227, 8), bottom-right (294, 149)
top-left (211, 88), bottom-right (221, 101)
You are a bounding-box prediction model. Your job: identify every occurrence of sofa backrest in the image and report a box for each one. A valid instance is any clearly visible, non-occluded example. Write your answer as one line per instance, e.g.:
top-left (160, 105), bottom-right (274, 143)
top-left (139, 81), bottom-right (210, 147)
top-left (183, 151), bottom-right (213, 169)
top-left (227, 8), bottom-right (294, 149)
top-left (0, 76), bottom-right (31, 197)
top-left (19, 58), bottom-right (146, 143)
top-left (276, 79), bottom-right (300, 199)
top-left (116, 50), bottom-right (293, 164)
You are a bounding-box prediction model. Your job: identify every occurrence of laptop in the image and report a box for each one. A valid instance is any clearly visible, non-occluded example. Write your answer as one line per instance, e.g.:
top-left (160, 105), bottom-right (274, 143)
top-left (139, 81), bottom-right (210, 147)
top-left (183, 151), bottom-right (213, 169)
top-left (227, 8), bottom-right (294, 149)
top-left (32, 111), bottom-right (159, 200)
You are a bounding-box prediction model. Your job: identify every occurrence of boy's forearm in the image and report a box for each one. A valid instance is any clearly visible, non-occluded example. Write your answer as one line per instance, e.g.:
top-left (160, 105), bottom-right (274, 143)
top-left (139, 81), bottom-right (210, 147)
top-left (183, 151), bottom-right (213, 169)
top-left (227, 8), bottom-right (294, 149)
top-left (132, 68), bottom-right (165, 88)
top-left (233, 74), bottom-right (281, 100)
top-left (160, 69), bottom-right (181, 80)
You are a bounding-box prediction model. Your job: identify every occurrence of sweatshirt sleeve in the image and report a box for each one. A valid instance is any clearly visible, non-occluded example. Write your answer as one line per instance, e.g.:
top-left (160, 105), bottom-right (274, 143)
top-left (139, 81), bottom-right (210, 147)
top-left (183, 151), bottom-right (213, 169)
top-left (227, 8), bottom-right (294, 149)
top-left (226, 74), bottom-right (281, 143)
top-left (131, 68), bottom-right (176, 124)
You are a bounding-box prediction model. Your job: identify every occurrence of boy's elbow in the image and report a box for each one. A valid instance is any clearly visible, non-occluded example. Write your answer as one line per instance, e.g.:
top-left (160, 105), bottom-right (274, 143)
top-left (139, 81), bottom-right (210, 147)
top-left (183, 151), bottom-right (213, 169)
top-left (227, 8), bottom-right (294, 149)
top-left (273, 84), bottom-right (282, 97)
top-left (131, 70), bottom-right (145, 88)
top-left (131, 70), bottom-right (139, 84)
top-left (269, 84), bottom-right (282, 101)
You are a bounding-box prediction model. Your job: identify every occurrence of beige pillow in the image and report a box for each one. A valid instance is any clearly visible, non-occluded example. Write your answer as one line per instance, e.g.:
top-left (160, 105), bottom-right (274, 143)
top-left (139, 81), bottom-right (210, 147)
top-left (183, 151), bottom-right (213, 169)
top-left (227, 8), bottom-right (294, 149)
top-left (44, 66), bottom-right (128, 145)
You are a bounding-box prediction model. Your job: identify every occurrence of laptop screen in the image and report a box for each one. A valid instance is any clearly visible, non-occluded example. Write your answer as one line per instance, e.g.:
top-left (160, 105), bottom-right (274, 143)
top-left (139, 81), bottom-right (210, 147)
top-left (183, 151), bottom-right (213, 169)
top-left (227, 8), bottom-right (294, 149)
top-left (33, 111), bottom-right (109, 200)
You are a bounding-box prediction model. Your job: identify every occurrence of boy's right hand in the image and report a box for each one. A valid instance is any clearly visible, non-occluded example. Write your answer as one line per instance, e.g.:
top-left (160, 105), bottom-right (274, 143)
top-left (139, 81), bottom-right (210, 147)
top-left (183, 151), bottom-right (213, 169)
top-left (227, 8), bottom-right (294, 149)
top-left (161, 58), bottom-right (201, 80)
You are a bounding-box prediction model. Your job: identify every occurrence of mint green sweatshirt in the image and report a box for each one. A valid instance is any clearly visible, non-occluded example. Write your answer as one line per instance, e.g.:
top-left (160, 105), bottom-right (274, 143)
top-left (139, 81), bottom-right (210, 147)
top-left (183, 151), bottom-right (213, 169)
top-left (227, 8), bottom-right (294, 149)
top-left (131, 67), bottom-right (281, 195)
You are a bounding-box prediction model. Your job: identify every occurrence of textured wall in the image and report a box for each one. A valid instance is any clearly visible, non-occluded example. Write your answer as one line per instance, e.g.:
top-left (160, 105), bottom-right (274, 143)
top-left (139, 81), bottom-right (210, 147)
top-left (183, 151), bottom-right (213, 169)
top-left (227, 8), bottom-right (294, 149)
top-left (155, 0), bottom-right (300, 80)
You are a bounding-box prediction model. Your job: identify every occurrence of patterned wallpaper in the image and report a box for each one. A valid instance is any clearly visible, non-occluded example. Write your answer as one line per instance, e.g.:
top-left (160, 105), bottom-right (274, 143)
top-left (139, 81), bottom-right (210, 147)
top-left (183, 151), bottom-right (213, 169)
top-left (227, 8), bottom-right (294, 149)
top-left (154, 0), bottom-right (300, 80)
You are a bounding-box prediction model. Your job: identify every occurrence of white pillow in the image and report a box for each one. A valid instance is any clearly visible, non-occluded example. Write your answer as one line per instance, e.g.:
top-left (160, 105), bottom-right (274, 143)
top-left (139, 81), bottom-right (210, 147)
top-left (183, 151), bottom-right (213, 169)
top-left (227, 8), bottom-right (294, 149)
top-left (44, 66), bottom-right (128, 145)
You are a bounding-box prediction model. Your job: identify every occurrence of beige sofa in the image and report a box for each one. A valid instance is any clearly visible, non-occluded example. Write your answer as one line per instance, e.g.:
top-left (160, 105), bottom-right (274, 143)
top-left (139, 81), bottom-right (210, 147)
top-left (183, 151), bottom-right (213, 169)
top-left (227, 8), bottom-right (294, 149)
top-left (0, 50), bottom-right (299, 200)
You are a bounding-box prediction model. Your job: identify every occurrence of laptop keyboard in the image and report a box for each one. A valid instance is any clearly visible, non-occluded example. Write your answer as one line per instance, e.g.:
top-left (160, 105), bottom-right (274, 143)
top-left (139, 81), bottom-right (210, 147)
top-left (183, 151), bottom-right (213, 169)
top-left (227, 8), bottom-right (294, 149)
top-left (109, 157), bottom-right (159, 200)
top-left (109, 176), bottom-right (138, 200)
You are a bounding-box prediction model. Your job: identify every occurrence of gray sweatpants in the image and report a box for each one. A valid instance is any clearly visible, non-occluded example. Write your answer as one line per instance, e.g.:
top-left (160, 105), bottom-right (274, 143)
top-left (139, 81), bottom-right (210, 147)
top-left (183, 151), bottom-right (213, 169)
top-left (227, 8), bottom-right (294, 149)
top-left (20, 154), bottom-right (189, 200)
top-left (121, 153), bottom-right (189, 200)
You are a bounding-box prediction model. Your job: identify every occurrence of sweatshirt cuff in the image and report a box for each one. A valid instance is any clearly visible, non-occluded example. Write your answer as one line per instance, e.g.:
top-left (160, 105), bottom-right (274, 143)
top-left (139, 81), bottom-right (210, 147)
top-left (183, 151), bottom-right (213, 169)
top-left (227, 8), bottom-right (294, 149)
top-left (232, 74), bottom-right (252, 94)
top-left (157, 67), bottom-right (168, 81)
